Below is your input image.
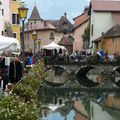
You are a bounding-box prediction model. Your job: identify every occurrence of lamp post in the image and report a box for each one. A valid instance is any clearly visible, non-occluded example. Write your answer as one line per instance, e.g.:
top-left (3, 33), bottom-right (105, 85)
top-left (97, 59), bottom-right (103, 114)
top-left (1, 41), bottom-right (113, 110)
top-left (18, 2), bottom-right (28, 68)
top-left (37, 38), bottom-right (41, 52)
top-left (32, 31), bottom-right (37, 56)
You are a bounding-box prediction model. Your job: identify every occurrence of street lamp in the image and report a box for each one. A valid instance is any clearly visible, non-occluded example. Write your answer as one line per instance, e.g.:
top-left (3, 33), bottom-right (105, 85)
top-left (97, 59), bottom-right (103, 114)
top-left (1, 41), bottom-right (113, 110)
top-left (18, 2), bottom-right (28, 68)
top-left (37, 38), bottom-right (41, 52)
top-left (32, 31), bottom-right (37, 56)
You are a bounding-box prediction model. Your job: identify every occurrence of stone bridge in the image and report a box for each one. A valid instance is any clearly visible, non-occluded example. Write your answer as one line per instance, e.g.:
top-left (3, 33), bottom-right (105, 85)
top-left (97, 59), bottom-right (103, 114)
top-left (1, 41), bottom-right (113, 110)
top-left (42, 62), bottom-right (120, 93)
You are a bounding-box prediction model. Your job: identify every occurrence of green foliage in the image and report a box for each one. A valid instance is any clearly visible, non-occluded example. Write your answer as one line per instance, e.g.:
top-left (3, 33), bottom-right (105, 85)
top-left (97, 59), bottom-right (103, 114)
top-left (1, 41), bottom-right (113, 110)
top-left (82, 23), bottom-right (90, 49)
top-left (30, 61), bottom-right (46, 80)
top-left (0, 60), bottom-right (46, 120)
top-left (23, 75), bottom-right (41, 92)
top-left (13, 84), bottom-right (36, 101)
top-left (83, 100), bottom-right (90, 117)
top-left (82, 24), bottom-right (90, 41)
top-left (0, 96), bottom-right (40, 120)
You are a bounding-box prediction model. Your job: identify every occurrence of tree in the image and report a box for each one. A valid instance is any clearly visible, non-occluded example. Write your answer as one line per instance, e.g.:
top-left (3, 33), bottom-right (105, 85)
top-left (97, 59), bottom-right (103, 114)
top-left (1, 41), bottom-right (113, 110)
top-left (82, 23), bottom-right (90, 49)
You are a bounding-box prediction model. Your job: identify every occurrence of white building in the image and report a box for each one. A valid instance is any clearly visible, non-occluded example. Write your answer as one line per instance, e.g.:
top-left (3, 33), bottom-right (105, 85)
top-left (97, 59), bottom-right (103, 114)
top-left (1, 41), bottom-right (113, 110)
top-left (0, 0), bottom-right (12, 36)
top-left (89, 0), bottom-right (120, 51)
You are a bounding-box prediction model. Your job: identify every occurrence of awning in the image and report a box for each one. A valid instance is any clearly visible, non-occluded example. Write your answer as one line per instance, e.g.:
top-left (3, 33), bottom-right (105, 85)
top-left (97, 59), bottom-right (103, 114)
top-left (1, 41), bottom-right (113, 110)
top-left (0, 36), bottom-right (21, 54)
top-left (41, 41), bottom-right (66, 50)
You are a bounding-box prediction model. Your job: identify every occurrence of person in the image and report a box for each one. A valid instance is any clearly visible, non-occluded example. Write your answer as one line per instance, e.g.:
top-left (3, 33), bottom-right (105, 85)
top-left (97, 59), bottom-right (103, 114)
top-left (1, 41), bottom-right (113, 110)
top-left (28, 56), bottom-right (33, 65)
top-left (105, 50), bottom-right (108, 62)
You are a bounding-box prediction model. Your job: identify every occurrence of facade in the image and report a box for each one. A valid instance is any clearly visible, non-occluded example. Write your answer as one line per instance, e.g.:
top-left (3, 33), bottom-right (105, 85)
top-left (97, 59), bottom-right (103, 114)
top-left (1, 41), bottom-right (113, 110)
top-left (94, 24), bottom-right (120, 55)
top-left (89, 0), bottom-right (120, 51)
top-left (59, 36), bottom-right (73, 53)
top-left (24, 6), bottom-right (74, 53)
top-left (0, 0), bottom-right (20, 40)
top-left (0, 0), bottom-right (11, 36)
top-left (73, 7), bottom-right (90, 51)
top-left (11, 0), bottom-right (20, 40)
top-left (48, 13), bottom-right (74, 53)
top-left (24, 6), bottom-right (56, 52)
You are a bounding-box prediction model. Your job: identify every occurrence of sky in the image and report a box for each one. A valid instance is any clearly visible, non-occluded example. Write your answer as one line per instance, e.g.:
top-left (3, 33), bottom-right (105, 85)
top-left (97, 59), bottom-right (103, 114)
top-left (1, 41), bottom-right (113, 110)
top-left (23, 0), bottom-right (90, 23)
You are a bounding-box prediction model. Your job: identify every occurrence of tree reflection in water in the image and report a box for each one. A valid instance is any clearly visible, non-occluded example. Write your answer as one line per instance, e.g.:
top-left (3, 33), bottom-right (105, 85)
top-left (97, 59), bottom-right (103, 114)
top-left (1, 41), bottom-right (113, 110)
top-left (56, 100), bottom-right (74, 118)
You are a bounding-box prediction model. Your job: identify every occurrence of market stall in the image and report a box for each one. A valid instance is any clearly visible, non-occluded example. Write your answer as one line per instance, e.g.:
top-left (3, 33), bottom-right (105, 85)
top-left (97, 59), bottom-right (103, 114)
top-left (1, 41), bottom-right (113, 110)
top-left (0, 36), bottom-right (22, 92)
top-left (41, 41), bottom-right (66, 51)
top-left (0, 35), bottom-right (20, 54)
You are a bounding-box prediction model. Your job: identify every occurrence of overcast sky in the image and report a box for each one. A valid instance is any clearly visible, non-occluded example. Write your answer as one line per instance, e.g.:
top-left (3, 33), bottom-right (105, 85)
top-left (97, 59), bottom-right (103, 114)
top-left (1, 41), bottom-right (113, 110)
top-left (23, 0), bottom-right (90, 22)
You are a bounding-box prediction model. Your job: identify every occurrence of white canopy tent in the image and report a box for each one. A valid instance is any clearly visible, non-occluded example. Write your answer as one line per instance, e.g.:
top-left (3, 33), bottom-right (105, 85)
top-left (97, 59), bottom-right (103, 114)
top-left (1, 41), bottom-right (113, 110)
top-left (41, 41), bottom-right (66, 50)
top-left (0, 36), bottom-right (21, 54)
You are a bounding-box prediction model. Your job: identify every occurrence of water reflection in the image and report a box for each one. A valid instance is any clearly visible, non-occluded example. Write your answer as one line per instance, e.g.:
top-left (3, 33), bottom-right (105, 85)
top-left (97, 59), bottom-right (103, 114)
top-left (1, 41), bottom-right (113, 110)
top-left (44, 66), bottom-right (69, 86)
top-left (41, 66), bottom-right (120, 120)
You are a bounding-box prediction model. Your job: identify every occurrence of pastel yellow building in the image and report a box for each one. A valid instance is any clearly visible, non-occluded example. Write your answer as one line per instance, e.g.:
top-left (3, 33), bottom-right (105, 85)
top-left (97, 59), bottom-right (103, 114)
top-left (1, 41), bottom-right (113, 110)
top-left (11, 0), bottom-right (20, 41)
top-left (94, 24), bottom-right (120, 55)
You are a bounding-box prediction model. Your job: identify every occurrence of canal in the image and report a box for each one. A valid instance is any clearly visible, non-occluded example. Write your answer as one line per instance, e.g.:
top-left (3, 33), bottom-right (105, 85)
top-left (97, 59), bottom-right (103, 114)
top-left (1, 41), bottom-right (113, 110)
top-left (40, 65), bottom-right (120, 120)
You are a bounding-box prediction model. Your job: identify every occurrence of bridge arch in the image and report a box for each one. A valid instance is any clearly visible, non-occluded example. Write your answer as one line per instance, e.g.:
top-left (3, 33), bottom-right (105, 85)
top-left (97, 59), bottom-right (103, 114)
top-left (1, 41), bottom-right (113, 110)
top-left (76, 66), bottom-right (101, 87)
top-left (44, 66), bottom-right (69, 87)
top-left (111, 67), bottom-right (120, 87)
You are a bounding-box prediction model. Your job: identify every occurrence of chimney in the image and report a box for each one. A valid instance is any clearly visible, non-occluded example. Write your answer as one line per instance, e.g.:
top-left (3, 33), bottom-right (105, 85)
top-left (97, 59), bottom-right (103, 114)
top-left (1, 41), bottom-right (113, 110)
top-left (84, 6), bottom-right (89, 13)
top-left (102, 32), bottom-right (104, 36)
top-left (64, 12), bottom-right (67, 18)
top-left (44, 20), bottom-right (47, 27)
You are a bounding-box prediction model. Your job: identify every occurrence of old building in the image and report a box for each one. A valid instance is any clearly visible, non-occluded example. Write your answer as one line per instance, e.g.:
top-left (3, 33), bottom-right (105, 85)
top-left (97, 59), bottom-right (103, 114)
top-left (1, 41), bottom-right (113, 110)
top-left (89, 0), bottom-right (120, 52)
top-left (0, 0), bottom-right (20, 40)
top-left (11, 0), bottom-right (20, 40)
top-left (48, 13), bottom-right (74, 53)
top-left (0, 0), bottom-right (12, 36)
top-left (24, 6), bottom-right (74, 53)
top-left (24, 6), bottom-right (56, 52)
top-left (94, 24), bottom-right (120, 55)
top-left (73, 6), bottom-right (90, 51)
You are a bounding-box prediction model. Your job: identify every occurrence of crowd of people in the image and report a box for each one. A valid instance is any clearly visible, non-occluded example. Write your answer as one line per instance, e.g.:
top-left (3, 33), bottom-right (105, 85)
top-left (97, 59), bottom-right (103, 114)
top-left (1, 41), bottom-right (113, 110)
top-left (23, 49), bottom-right (120, 66)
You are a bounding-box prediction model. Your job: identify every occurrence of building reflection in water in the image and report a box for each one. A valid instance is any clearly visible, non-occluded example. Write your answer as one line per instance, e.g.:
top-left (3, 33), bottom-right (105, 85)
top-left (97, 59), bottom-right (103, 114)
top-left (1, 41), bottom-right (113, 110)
top-left (41, 66), bottom-right (120, 120)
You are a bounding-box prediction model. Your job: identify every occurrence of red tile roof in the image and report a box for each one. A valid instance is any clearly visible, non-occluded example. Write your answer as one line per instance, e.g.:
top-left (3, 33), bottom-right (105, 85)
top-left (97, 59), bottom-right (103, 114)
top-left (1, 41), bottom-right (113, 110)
top-left (73, 11), bottom-right (90, 30)
top-left (91, 0), bottom-right (120, 12)
top-left (58, 36), bottom-right (73, 45)
top-left (24, 20), bottom-right (56, 32)
top-left (29, 6), bottom-right (41, 20)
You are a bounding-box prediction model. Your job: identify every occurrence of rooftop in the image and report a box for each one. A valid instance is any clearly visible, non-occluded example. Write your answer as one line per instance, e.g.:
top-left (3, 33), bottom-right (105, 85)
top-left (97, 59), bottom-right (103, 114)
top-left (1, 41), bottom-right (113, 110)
top-left (91, 0), bottom-right (120, 12)
top-left (29, 6), bottom-right (41, 20)
top-left (104, 24), bottom-right (120, 37)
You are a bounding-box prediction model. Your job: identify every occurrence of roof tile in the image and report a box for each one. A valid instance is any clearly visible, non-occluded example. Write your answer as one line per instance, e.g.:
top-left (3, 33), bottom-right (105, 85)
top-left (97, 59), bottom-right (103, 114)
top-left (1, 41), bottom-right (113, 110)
top-left (91, 0), bottom-right (120, 12)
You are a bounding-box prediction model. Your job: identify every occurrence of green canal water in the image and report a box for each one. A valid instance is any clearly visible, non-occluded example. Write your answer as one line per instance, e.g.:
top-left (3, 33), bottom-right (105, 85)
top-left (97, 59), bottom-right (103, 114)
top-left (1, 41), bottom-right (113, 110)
top-left (41, 66), bottom-right (120, 120)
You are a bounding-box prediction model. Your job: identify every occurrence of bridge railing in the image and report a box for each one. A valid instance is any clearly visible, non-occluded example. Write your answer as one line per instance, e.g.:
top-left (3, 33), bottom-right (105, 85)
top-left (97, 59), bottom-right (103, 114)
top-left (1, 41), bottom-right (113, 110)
top-left (45, 59), bottom-right (120, 66)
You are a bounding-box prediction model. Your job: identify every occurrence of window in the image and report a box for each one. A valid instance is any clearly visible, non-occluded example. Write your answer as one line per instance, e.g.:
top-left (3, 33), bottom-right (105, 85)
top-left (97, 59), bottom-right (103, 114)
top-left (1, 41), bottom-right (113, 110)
top-left (17, 14), bottom-right (19, 24)
top-left (49, 32), bottom-right (54, 41)
top-left (34, 21), bottom-right (36, 28)
top-left (2, 31), bottom-right (4, 35)
top-left (91, 106), bottom-right (94, 118)
top-left (2, 9), bottom-right (4, 16)
top-left (62, 22), bottom-right (68, 34)
top-left (27, 44), bottom-right (29, 49)
top-left (112, 37), bottom-right (115, 43)
top-left (12, 14), bottom-right (19, 24)
top-left (27, 34), bottom-right (29, 40)
top-left (91, 24), bottom-right (93, 36)
top-left (30, 23), bottom-right (32, 29)
top-left (13, 33), bottom-right (17, 38)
